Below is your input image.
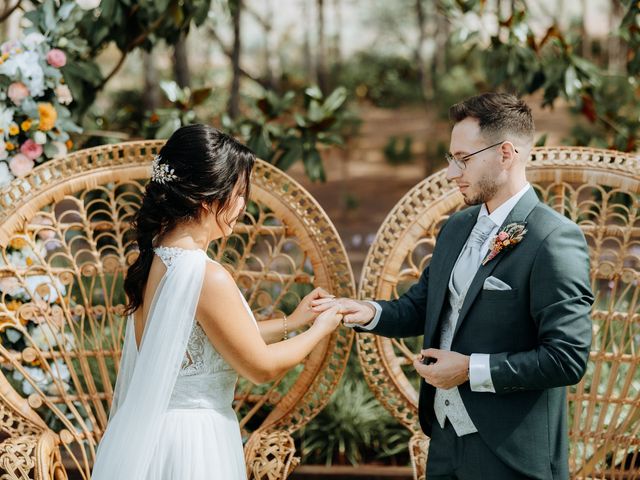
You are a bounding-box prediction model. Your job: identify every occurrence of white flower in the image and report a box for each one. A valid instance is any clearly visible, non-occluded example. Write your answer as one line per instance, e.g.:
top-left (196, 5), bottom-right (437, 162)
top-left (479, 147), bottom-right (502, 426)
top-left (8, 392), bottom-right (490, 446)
top-left (0, 51), bottom-right (46, 98)
top-left (6, 328), bottom-right (22, 343)
top-left (0, 161), bottom-right (14, 187)
top-left (76, 0), bottom-right (101, 9)
top-left (50, 359), bottom-right (71, 382)
top-left (2, 274), bottom-right (67, 302)
top-left (22, 33), bottom-right (47, 50)
top-left (0, 276), bottom-right (21, 295)
top-left (55, 84), bottom-right (73, 105)
top-left (52, 141), bottom-right (67, 158)
top-left (30, 324), bottom-right (61, 351)
top-left (0, 107), bottom-right (15, 134)
top-left (0, 141), bottom-right (7, 161)
top-left (34, 131), bottom-right (47, 145)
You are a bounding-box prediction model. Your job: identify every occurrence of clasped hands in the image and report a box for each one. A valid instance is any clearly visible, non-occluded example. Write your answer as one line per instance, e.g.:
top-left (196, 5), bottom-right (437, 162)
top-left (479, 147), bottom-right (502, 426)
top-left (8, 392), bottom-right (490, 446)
top-left (310, 296), bottom-right (471, 390)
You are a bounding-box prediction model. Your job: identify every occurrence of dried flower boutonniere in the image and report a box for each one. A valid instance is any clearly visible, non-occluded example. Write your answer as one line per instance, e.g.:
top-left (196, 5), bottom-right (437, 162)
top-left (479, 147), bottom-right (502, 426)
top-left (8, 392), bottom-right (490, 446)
top-left (482, 222), bottom-right (527, 266)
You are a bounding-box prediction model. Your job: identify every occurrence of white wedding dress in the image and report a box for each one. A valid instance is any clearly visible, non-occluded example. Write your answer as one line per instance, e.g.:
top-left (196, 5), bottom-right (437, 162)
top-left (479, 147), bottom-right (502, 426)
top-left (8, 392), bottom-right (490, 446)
top-left (92, 246), bottom-right (251, 479)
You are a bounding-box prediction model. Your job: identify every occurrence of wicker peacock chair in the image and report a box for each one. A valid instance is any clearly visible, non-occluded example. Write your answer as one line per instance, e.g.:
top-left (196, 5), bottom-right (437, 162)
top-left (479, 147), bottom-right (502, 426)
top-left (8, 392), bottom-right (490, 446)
top-left (357, 147), bottom-right (640, 480)
top-left (0, 140), bottom-right (355, 480)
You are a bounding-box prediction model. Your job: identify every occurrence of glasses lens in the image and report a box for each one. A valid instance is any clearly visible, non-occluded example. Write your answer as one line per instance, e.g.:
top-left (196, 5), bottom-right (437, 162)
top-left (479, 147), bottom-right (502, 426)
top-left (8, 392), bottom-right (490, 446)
top-left (446, 153), bottom-right (464, 170)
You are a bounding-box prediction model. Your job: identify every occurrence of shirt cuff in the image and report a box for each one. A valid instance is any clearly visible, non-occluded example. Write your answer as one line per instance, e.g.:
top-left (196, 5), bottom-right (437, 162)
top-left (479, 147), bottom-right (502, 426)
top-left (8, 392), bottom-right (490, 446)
top-left (343, 301), bottom-right (381, 331)
top-left (469, 353), bottom-right (495, 393)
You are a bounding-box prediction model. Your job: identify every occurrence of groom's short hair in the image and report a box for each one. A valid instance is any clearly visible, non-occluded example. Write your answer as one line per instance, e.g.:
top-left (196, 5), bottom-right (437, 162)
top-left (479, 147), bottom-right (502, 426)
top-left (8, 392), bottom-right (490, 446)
top-left (449, 92), bottom-right (535, 146)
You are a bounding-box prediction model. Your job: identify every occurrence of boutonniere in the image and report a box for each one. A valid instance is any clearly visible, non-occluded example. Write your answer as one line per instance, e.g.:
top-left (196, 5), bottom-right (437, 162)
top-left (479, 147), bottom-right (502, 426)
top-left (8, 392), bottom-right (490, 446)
top-left (482, 222), bottom-right (527, 265)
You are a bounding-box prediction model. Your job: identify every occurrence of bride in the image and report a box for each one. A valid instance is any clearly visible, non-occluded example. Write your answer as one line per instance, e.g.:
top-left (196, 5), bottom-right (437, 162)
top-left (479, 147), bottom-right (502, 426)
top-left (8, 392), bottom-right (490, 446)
top-left (91, 124), bottom-right (343, 479)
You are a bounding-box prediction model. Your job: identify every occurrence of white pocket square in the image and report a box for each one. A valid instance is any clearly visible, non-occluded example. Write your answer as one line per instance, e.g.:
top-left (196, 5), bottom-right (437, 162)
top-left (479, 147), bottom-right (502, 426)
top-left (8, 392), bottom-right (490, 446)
top-left (483, 276), bottom-right (512, 291)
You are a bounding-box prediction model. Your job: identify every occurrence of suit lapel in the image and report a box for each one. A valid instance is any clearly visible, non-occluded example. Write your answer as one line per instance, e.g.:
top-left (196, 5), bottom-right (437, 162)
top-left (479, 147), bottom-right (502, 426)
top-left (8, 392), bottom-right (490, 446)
top-left (452, 187), bottom-right (540, 339)
top-left (426, 207), bottom-right (479, 343)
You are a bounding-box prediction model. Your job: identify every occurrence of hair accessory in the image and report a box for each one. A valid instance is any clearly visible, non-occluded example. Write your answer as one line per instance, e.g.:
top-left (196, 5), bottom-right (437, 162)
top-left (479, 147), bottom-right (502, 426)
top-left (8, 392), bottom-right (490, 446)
top-left (151, 154), bottom-right (178, 184)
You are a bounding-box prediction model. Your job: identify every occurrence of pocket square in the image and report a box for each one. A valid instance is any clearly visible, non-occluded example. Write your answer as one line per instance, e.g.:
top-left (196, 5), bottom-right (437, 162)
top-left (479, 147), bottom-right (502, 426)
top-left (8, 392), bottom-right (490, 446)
top-left (483, 276), bottom-right (512, 291)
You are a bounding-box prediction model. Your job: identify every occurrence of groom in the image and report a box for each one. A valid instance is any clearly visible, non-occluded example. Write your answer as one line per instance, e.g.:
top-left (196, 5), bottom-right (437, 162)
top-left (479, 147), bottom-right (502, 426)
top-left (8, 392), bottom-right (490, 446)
top-left (313, 93), bottom-right (593, 479)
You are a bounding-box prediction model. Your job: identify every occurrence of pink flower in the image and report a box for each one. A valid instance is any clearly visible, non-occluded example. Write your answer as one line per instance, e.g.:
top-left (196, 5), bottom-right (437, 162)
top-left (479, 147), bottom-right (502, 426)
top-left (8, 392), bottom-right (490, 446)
top-left (46, 49), bottom-right (67, 68)
top-left (9, 154), bottom-right (35, 177)
top-left (497, 231), bottom-right (509, 241)
top-left (20, 139), bottom-right (43, 160)
top-left (7, 82), bottom-right (29, 105)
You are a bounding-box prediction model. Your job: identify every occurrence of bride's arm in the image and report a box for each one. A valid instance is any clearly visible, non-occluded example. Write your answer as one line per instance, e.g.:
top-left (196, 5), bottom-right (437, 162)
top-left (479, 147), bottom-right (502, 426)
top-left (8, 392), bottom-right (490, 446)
top-left (257, 287), bottom-right (334, 344)
top-left (196, 262), bottom-right (342, 384)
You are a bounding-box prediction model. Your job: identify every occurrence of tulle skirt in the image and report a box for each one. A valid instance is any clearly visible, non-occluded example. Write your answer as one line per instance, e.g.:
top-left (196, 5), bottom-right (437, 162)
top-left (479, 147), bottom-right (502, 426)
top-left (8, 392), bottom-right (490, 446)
top-left (144, 408), bottom-right (247, 480)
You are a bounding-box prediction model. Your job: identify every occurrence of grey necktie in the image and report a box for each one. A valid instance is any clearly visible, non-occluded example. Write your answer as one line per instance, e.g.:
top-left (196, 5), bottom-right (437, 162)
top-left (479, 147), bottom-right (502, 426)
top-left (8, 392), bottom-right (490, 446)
top-left (452, 215), bottom-right (495, 294)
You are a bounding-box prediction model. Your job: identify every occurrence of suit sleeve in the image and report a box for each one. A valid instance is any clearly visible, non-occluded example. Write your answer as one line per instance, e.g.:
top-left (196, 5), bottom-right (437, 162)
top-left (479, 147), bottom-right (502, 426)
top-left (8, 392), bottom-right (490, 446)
top-left (489, 222), bottom-right (594, 393)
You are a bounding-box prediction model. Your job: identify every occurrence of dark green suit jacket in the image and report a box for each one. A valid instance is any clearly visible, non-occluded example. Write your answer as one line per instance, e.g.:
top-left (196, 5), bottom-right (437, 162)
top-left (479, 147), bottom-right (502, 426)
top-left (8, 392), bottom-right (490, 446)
top-left (365, 188), bottom-right (593, 479)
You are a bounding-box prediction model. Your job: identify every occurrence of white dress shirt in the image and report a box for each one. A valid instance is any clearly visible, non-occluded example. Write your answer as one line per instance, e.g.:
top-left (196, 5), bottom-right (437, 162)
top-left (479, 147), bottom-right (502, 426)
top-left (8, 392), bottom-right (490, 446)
top-left (350, 183), bottom-right (532, 393)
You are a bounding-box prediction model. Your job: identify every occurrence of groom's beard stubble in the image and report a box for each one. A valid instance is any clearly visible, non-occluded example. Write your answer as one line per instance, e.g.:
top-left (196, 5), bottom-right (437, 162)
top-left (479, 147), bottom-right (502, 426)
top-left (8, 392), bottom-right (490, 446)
top-left (463, 174), bottom-right (499, 206)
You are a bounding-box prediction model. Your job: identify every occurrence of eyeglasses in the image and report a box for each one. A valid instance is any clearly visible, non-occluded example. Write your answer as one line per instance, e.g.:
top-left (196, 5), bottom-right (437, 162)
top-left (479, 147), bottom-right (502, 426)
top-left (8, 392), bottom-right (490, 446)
top-left (446, 141), bottom-right (517, 170)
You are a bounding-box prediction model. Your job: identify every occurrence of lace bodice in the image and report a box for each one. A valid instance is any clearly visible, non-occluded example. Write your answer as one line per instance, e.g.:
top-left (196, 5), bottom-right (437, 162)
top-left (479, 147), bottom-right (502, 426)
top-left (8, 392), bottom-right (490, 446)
top-left (153, 246), bottom-right (246, 410)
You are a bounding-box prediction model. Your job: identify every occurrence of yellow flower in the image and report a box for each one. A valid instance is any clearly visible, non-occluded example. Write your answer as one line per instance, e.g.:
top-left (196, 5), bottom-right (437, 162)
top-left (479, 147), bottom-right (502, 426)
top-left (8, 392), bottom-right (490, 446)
top-left (65, 139), bottom-right (73, 150)
top-left (6, 300), bottom-right (22, 311)
top-left (26, 257), bottom-right (34, 266)
top-left (38, 103), bottom-right (57, 131)
top-left (5, 142), bottom-right (15, 151)
top-left (21, 119), bottom-right (32, 131)
top-left (502, 240), bottom-right (511, 246)
top-left (9, 237), bottom-right (27, 249)
top-left (8, 123), bottom-right (19, 136)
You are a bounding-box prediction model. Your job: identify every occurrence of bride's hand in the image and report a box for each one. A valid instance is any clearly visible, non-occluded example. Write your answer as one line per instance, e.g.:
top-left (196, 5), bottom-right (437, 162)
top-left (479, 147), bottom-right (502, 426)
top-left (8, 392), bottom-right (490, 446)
top-left (311, 305), bottom-right (343, 335)
top-left (289, 287), bottom-right (334, 328)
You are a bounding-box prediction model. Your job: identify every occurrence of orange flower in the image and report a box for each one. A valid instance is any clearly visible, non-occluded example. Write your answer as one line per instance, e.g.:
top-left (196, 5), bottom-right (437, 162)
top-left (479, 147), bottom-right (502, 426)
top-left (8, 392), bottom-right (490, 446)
top-left (150, 113), bottom-right (159, 123)
top-left (65, 139), bottom-right (73, 150)
top-left (6, 300), bottom-right (22, 311)
top-left (8, 123), bottom-right (19, 136)
top-left (5, 142), bottom-right (15, 151)
top-left (26, 257), bottom-right (34, 266)
top-left (38, 103), bottom-right (57, 131)
top-left (21, 119), bottom-right (32, 131)
top-left (9, 237), bottom-right (27, 249)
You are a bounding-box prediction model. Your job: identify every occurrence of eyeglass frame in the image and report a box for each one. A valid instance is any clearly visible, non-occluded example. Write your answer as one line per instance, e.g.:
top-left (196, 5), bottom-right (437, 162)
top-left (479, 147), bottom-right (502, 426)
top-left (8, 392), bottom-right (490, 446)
top-left (445, 141), bottom-right (518, 170)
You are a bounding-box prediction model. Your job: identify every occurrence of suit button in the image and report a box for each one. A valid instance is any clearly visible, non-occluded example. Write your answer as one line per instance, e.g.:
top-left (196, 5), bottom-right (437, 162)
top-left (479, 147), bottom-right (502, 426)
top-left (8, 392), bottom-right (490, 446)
top-left (445, 400), bottom-right (450, 406)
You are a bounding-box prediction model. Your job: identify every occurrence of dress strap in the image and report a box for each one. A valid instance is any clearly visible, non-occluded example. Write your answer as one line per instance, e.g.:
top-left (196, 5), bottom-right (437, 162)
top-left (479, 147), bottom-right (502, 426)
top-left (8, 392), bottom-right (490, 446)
top-left (154, 246), bottom-right (204, 268)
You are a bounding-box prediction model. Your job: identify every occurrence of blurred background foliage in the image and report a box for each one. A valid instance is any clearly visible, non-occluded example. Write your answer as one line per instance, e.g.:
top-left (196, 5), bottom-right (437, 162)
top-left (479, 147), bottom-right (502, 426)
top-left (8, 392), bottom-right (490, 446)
top-left (1, 0), bottom-right (639, 468)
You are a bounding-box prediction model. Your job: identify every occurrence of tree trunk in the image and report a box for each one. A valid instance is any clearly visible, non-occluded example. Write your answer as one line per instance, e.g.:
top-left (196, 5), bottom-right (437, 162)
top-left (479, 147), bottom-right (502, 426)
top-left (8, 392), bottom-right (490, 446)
top-left (142, 49), bottom-right (160, 112)
top-left (262, 0), bottom-right (278, 90)
top-left (228, 0), bottom-right (242, 119)
top-left (302, 0), bottom-right (315, 84)
top-left (331, 0), bottom-right (342, 72)
top-left (414, 0), bottom-right (428, 101)
top-left (173, 32), bottom-right (191, 89)
top-left (580, 0), bottom-right (591, 60)
top-left (316, 0), bottom-right (328, 93)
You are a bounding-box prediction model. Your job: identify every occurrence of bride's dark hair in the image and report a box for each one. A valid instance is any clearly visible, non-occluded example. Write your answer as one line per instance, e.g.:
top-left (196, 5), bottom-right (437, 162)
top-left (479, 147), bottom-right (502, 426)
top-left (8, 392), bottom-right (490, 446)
top-left (124, 124), bottom-right (255, 315)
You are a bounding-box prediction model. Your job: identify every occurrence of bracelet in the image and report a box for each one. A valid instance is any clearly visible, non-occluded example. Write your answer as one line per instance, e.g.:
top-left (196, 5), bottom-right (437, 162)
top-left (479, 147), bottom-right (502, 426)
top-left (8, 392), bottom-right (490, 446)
top-left (282, 314), bottom-right (288, 340)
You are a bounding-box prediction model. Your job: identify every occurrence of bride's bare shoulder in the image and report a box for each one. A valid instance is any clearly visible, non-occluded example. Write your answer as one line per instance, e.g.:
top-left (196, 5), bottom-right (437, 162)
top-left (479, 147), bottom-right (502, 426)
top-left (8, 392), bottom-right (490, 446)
top-left (200, 261), bottom-right (239, 299)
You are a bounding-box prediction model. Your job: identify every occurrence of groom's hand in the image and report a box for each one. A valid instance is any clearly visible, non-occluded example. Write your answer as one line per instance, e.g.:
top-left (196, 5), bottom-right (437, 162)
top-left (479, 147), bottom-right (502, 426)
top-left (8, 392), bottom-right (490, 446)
top-left (310, 297), bottom-right (376, 326)
top-left (413, 348), bottom-right (470, 390)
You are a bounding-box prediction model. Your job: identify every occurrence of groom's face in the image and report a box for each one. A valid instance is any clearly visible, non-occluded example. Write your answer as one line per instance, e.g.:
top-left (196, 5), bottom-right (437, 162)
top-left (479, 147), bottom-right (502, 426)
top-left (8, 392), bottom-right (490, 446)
top-left (447, 117), bottom-right (500, 206)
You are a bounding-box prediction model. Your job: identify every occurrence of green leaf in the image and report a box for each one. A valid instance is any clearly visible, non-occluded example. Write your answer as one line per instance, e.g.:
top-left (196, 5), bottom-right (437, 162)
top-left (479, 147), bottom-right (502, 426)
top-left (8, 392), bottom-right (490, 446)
top-left (535, 133), bottom-right (548, 147)
top-left (160, 81), bottom-right (184, 103)
top-left (302, 148), bottom-right (325, 182)
top-left (564, 65), bottom-right (581, 98)
top-left (43, 0), bottom-right (57, 32)
top-left (322, 87), bottom-right (347, 113)
top-left (155, 117), bottom-right (182, 139)
top-left (274, 142), bottom-right (302, 171)
top-left (58, 2), bottom-right (76, 21)
top-left (304, 86), bottom-right (323, 100)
